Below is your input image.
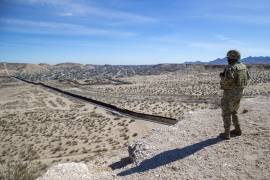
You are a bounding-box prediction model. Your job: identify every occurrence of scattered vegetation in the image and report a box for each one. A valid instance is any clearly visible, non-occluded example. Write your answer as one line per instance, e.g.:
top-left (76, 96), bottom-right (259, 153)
top-left (1, 67), bottom-right (269, 178)
top-left (0, 160), bottom-right (39, 180)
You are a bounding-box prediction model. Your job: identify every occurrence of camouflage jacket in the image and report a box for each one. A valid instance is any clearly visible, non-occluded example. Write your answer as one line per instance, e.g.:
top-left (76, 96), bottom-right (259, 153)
top-left (220, 62), bottom-right (250, 90)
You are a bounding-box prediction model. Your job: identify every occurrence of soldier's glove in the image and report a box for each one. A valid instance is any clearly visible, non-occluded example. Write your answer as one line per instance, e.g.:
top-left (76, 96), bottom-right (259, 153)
top-left (220, 72), bottom-right (225, 77)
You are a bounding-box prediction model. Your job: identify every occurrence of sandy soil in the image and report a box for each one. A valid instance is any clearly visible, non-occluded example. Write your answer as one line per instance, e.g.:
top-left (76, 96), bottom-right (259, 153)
top-left (0, 77), bottom-right (160, 176)
top-left (113, 96), bottom-right (270, 179)
top-left (38, 96), bottom-right (270, 180)
top-left (1, 67), bottom-right (270, 179)
top-left (47, 69), bottom-right (270, 121)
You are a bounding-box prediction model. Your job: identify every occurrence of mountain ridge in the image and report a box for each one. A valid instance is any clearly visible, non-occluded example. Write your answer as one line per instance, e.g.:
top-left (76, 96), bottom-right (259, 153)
top-left (184, 56), bottom-right (270, 65)
top-left (209, 56), bottom-right (270, 65)
top-left (2, 56), bottom-right (270, 66)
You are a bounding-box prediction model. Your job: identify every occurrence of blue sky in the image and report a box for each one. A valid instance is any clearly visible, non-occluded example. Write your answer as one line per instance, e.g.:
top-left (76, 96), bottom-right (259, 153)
top-left (0, 0), bottom-right (270, 65)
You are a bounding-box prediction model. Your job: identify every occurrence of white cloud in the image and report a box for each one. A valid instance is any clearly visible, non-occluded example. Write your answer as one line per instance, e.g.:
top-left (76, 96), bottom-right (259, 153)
top-left (23, 0), bottom-right (157, 23)
top-left (0, 18), bottom-right (136, 37)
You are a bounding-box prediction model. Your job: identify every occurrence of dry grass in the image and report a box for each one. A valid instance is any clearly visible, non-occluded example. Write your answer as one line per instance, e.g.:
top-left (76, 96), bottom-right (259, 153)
top-left (63, 68), bottom-right (270, 119)
top-left (0, 78), bottom-right (152, 171)
top-left (0, 160), bottom-right (42, 180)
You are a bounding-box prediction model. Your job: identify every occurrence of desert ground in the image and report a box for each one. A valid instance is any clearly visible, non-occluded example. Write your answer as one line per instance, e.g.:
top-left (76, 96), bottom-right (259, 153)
top-left (0, 76), bottom-right (160, 178)
top-left (46, 67), bottom-right (270, 120)
top-left (0, 64), bottom-right (270, 179)
top-left (108, 96), bottom-right (270, 180)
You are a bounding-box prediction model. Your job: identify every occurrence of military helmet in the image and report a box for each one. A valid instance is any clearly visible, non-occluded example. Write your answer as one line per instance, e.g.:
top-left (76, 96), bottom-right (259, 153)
top-left (227, 50), bottom-right (241, 60)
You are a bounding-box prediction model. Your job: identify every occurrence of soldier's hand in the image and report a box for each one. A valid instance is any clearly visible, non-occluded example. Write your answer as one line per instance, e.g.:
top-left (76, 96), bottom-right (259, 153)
top-left (220, 72), bottom-right (225, 77)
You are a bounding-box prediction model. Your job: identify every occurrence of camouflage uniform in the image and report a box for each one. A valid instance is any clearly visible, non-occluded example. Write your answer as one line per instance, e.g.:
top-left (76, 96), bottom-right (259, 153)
top-left (220, 55), bottom-right (250, 139)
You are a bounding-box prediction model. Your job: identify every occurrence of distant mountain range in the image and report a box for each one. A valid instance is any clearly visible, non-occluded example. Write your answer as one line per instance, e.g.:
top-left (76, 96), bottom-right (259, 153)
top-left (209, 56), bottom-right (270, 65)
top-left (185, 56), bottom-right (270, 65)
top-left (1, 56), bottom-right (269, 78)
top-left (1, 57), bottom-right (270, 80)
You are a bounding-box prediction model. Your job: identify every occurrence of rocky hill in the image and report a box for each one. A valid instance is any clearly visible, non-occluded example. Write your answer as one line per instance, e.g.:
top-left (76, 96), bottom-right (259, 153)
top-left (0, 62), bottom-right (188, 81)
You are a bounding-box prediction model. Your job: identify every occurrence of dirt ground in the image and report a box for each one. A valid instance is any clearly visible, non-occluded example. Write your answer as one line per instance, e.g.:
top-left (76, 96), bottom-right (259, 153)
top-left (0, 66), bottom-right (270, 179)
top-left (38, 96), bottom-right (270, 180)
top-left (0, 77), bottom-right (160, 176)
top-left (112, 96), bottom-right (270, 179)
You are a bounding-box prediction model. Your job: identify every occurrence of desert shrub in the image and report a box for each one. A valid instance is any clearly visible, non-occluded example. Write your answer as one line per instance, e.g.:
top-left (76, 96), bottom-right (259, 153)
top-left (117, 122), bottom-right (125, 126)
top-left (0, 160), bottom-right (37, 180)
top-left (71, 141), bottom-right (78, 146)
top-left (123, 135), bottom-right (129, 140)
top-left (69, 149), bottom-right (76, 154)
top-left (51, 145), bottom-right (61, 154)
top-left (81, 147), bottom-right (88, 154)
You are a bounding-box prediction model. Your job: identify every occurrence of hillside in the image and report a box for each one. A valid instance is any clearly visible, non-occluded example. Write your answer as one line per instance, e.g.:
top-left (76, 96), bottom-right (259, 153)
top-left (38, 96), bottom-right (270, 179)
top-left (2, 56), bottom-right (269, 80)
top-left (0, 62), bottom-right (49, 76)
top-left (1, 61), bottom-right (270, 82)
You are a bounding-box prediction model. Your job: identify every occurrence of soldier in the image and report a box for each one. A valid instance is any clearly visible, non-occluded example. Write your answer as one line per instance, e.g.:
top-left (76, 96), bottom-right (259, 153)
top-left (219, 50), bottom-right (250, 140)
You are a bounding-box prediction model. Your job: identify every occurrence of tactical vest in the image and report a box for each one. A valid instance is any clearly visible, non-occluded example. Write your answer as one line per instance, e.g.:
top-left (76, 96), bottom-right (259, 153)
top-left (220, 62), bottom-right (249, 89)
top-left (233, 63), bottom-right (249, 87)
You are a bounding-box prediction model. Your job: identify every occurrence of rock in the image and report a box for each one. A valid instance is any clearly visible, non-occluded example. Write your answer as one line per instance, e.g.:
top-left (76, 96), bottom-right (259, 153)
top-left (128, 141), bottom-right (151, 165)
top-left (37, 162), bottom-right (92, 180)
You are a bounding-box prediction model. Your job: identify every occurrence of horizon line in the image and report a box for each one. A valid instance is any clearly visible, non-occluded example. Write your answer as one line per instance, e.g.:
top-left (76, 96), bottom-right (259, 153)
top-left (1, 55), bottom-right (269, 66)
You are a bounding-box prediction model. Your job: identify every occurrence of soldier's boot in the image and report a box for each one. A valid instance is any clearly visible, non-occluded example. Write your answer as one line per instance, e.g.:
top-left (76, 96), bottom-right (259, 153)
top-left (220, 128), bottom-right (230, 140)
top-left (231, 112), bottom-right (242, 136)
top-left (231, 125), bottom-right (242, 136)
top-left (220, 113), bottom-right (231, 140)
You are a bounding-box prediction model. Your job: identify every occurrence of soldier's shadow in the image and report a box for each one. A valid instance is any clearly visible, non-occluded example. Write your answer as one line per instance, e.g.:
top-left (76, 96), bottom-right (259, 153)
top-left (117, 136), bottom-right (223, 176)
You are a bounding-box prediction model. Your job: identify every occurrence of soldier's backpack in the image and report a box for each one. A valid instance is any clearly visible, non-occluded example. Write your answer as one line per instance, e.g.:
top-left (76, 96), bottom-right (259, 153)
top-left (233, 63), bottom-right (250, 87)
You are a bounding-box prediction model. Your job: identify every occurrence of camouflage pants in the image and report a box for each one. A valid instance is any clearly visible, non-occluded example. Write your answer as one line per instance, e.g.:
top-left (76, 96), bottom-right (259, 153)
top-left (221, 89), bottom-right (243, 130)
